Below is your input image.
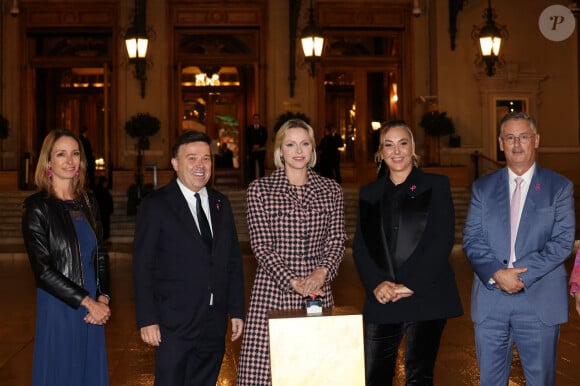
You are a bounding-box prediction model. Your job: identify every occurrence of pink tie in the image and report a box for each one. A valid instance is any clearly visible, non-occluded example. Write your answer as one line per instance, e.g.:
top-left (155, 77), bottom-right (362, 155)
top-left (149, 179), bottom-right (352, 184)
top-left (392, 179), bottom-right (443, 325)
top-left (509, 177), bottom-right (523, 268)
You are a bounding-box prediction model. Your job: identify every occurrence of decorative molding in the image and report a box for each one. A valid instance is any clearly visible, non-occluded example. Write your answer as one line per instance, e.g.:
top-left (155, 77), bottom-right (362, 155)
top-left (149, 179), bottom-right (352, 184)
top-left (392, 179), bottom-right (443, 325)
top-left (171, 6), bottom-right (262, 26)
top-left (23, 5), bottom-right (116, 27)
top-left (318, 4), bottom-right (405, 28)
top-left (476, 67), bottom-right (547, 159)
top-left (476, 66), bottom-right (547, 93)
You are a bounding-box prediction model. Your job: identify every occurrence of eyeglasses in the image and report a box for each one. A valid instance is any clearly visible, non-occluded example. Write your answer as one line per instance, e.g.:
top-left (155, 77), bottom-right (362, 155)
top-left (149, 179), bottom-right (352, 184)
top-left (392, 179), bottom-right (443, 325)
top-left (501, 133), bottom-right (535, 145)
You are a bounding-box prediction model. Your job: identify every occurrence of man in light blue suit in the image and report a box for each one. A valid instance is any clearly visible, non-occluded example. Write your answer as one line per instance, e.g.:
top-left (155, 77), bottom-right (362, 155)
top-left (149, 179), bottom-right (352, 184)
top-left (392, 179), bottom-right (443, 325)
top-left (463, 112), bottom-right (575, 386)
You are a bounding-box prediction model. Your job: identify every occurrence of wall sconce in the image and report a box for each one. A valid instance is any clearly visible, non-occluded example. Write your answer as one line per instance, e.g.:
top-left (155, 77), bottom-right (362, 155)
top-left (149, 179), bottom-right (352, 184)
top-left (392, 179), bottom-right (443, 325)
top-left (125, 0), bottom-right (149, 98)
top-left (412, 0), bottom-right (421, 17)
top-left (301, 0), bottom-right (324, 77)
top-left (9, 0), bottom-right (19, 17)
top-left (472, 0), bottom-right (508, 76)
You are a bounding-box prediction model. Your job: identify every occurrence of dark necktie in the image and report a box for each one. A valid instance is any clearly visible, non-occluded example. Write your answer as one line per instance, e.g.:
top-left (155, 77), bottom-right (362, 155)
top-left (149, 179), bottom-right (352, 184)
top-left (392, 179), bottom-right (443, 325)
top-left (195, 193), bottom-right (213, 251)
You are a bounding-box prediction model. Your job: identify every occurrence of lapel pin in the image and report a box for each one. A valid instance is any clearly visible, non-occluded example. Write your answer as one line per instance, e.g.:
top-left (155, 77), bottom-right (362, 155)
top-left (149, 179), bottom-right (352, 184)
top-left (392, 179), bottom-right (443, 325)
top-left (409, 185), bottom-right (417, 197)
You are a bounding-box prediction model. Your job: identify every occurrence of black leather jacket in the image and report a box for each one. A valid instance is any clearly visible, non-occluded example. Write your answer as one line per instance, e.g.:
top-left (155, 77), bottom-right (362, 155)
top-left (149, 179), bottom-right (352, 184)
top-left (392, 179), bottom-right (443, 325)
top-left (22, 191), bottom-right (111, 309)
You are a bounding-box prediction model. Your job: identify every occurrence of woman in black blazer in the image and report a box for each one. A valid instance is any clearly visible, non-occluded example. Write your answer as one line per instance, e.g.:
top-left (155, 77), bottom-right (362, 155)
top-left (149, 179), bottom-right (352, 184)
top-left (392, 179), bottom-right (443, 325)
top-left (353, 120), bottom-right (463, 385)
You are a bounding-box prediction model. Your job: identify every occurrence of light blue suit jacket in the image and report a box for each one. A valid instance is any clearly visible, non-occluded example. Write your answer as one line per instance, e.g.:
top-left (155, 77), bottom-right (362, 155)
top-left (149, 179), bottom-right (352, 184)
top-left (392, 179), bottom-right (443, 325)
top-left (463, 165), bottom-right (575, 326)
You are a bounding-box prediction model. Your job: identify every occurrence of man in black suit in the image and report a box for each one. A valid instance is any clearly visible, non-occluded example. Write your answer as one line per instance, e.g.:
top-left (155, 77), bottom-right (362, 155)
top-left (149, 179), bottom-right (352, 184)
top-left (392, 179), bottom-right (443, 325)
top-left (133, 130), bottom-right (245, 386)
top-left (245, 113), bottom-right (267, 181)
top-left (79, 125), bottom-right (96, 188)
top-left (317, 123), bottom-right (343, 183)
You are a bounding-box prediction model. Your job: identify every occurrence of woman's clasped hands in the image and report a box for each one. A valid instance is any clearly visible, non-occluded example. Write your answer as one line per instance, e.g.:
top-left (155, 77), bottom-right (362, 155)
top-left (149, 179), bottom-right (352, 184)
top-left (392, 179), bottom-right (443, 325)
top-left (374, 280), bottom-right (414, 304)
top-left (290, 267), bottom-right (328, 297)
top-left (82, 295), bottom-right (111, 325)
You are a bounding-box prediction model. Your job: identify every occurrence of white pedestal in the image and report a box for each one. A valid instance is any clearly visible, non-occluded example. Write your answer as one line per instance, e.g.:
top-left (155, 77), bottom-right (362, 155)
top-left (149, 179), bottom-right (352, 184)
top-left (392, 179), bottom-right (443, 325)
top-left (268, 307), bottom-right (365, 386)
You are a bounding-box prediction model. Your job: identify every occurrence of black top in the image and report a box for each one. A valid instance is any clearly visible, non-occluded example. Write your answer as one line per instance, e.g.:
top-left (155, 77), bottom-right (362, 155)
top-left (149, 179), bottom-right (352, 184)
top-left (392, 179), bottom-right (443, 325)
top-left (383, 179), bottom-right (405, 264)
top-left (353, 167), bottom-right (463, 323)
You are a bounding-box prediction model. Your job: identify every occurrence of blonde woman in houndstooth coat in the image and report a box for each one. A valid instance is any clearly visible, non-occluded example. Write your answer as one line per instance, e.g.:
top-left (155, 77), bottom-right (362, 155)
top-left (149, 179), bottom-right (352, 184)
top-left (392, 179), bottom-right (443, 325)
top-left (237, 119), bottom-right (347, 385)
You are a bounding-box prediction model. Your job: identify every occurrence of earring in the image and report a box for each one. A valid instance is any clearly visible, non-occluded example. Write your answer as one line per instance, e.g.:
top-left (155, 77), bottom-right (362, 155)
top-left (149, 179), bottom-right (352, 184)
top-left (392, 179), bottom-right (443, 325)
top-left (75, 169), bottom-right (80, 177)
top-left (47, 166), bottom-right (53, 179)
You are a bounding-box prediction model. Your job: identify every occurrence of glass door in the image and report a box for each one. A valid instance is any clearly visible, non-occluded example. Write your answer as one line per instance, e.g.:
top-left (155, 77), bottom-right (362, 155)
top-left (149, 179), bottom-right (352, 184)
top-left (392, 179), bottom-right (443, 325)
top-left (180, 65), bottom-right (246, 186)
top-left (45, 66), bottom-right (110, 186)
top-left (323, 67), bottom-right (401, 185)
top-left (182, 91), bottom-right (242, 170)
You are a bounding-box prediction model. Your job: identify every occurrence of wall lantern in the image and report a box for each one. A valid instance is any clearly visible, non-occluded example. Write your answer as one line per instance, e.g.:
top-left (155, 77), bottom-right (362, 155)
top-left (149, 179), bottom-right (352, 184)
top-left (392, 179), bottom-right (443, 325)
top-left (300, 0), bottom-right (324, 77)
top-left (125, 0), bottom-right (149, 97)
top-left (472, 0), bottom-right (508, 76)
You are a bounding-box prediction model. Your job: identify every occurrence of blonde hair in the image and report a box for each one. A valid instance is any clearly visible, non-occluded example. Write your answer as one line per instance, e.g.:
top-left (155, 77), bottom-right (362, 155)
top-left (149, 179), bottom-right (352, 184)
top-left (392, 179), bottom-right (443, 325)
top-left (35, 129), bottom-right (87, 197)
top-left (378, 120), bottom-right (420, 167)
top-left (273, 119), bottom-right (317, 169)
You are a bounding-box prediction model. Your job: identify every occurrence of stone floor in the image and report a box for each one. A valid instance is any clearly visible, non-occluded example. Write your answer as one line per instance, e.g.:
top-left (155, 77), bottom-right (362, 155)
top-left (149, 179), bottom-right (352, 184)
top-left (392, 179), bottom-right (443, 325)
top-left (1, 243), bottom-right (579, 385)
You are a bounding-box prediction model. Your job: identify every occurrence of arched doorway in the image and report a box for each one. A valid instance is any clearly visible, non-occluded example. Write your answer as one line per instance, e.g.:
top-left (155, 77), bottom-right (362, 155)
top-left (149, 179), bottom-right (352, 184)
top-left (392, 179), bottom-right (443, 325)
top-left (317, 2), bottom-right (413, 186)
top-left (24, 27), bottom-right (114, 188)
top-left (172, 24), bottom-right (263, 187)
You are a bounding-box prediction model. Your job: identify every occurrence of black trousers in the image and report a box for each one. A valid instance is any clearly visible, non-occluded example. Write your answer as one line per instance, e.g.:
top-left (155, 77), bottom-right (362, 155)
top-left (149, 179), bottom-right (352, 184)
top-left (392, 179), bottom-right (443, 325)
top-left (364, 319), bottom-right (447, 386)
top-left (154, 309), bottom-right (225, 386)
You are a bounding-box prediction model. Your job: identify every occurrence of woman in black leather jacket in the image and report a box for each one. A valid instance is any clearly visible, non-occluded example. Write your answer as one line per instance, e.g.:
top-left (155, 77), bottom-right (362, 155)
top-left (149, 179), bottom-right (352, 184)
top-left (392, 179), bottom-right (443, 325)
top-left (22, 129), bottom-right (112, 386)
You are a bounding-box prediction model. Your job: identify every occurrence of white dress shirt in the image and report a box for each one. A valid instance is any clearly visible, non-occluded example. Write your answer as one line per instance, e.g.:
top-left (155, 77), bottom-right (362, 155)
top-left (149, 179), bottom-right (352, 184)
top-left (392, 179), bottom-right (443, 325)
top-left (176, 179), bottom-right (213, 236)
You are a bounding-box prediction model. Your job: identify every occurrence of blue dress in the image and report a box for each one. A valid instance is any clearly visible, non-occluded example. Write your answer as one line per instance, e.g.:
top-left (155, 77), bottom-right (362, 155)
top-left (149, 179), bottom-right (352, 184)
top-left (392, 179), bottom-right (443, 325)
top-left (31, 204), bottom-right (109, 386)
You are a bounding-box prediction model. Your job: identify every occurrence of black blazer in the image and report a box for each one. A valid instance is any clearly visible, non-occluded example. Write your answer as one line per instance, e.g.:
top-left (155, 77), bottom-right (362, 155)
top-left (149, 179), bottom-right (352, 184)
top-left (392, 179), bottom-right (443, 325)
top-left (353, 167), bottom-right (463, 324)
top-left (132, 179), bottom-right (245, 340)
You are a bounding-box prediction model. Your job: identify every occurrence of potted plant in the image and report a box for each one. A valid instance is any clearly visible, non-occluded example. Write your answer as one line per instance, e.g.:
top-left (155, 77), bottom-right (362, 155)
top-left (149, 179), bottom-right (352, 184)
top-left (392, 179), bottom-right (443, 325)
top-left (420, 110), bottom-right (455, 137)
top-left (124, 113), bottom-right (160, 214)
top-left (125, 113), bottom-right (161, 151)
top-left (0, 115), bottom-right (9, 170)
top-left (419, 111), bottom-right (456, 165)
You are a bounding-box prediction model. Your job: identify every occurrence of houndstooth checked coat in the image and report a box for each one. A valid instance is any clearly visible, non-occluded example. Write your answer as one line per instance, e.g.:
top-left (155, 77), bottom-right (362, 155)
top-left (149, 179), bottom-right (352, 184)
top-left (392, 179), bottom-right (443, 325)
top-left (237, 168), bottom-right (347, 385)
